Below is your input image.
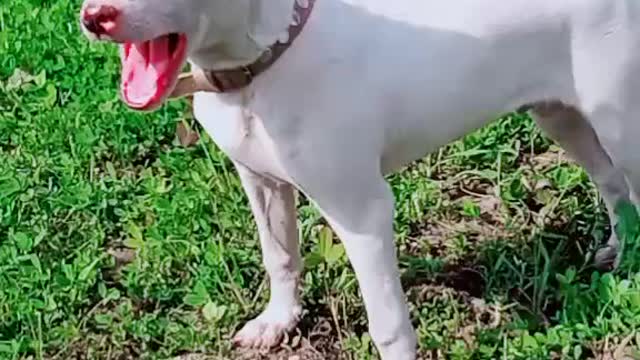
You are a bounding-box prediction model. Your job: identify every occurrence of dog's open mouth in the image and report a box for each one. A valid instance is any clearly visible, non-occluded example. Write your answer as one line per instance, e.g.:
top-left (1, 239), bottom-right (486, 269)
top-left (120, 33), bottom-right (187, 110)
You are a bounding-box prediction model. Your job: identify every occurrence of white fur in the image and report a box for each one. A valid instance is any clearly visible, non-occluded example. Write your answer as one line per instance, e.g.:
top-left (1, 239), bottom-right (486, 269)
top-left (80, 0), bottom-right (640, 358)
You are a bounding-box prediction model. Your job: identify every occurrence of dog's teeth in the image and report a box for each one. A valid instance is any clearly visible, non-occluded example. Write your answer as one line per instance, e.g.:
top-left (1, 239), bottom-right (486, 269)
top-left (296, 0), bottom-right (309, 9)
top-left (277, 31), bottom-right (290, 44)
top-left (291, 12), bottom-right (301, 26)
top-left (85, 6), bottom-right (99, 16)
top-left (258, 48), bottom-right (273, 63)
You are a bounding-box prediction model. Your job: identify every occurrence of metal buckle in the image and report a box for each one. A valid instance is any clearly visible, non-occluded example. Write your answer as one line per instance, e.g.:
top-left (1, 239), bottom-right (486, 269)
top-left (242, 66), bottom-right (254, 82)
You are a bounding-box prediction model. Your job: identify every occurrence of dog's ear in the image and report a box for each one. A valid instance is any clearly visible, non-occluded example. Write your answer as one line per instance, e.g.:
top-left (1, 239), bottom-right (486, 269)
top-left (247, 0), bottom-right (297, 48)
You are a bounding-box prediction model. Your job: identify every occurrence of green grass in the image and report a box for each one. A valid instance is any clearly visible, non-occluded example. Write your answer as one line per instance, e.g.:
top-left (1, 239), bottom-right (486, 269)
top-left (2, 1), bottom-right (640, 359)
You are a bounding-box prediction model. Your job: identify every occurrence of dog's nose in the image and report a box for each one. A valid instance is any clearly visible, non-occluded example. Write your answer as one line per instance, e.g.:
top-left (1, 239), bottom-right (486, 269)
top-left (82, 5), bottom-right (119, 36)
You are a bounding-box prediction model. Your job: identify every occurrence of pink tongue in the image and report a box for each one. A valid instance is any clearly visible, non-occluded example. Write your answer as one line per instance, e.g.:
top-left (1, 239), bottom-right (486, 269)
top-left (121, 36), bottom-right (172, 107)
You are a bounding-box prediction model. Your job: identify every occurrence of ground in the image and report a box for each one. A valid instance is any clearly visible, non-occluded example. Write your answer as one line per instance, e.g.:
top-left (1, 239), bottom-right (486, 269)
top-left (2, 1), bottom-right (640, 359)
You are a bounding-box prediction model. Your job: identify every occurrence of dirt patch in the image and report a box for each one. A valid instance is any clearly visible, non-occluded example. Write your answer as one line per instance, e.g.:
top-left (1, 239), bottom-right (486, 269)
top-left (199, 319), bottom-right (345, 360)
top-left (588, 334), bottom-right (640, 360)
top-left (409, 284), bottom-right (507, 359)
top-left (230, 307), bottom-right (346, 360)
top-left (406, 191), bottom-right (521, 262)
top-left (231, 334), bottom-right (341, 360)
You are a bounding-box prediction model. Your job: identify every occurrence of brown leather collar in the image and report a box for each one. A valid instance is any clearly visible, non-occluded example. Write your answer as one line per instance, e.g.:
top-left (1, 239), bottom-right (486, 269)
top-left (170, 0), bottom-right (315, 98)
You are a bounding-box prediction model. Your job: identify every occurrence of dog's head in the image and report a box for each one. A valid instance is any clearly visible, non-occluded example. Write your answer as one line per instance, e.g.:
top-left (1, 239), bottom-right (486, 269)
top-left (79, 0), bottom-right (295, 110)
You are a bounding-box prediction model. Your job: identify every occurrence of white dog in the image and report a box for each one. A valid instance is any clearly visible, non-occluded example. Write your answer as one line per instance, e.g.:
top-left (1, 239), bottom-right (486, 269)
top-left (79, 0), bottom-right (640, 358)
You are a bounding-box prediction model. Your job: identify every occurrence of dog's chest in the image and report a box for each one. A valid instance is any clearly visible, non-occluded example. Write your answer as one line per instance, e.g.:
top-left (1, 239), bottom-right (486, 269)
top-left (192, 92), bottom-right (291, 182)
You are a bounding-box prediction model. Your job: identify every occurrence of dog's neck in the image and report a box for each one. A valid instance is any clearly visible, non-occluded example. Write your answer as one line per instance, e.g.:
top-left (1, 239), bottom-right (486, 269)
top-left (188, 0), bottom-right (297, 71)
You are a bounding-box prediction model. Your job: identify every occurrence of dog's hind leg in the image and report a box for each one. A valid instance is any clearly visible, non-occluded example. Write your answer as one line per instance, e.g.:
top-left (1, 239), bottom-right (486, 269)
top-left (532, 102), bottom-right (632, 269)
top-left (567, 13), bottom-right (640, 268)
top-left (231, 162), bottom-right (302, 349)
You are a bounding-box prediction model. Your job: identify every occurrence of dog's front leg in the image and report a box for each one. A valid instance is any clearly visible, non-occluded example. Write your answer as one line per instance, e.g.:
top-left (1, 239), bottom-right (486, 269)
top-left (302, 171), bottom-right (417, 359)
top-left (232, 162), bottom-right (302, 349)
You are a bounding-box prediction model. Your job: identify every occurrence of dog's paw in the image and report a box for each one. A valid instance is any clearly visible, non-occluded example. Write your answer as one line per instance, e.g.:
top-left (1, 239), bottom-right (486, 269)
top-left (233, 304), bottom-right (302, 349)
top-left (594, 245), bottom-right (620, 270)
